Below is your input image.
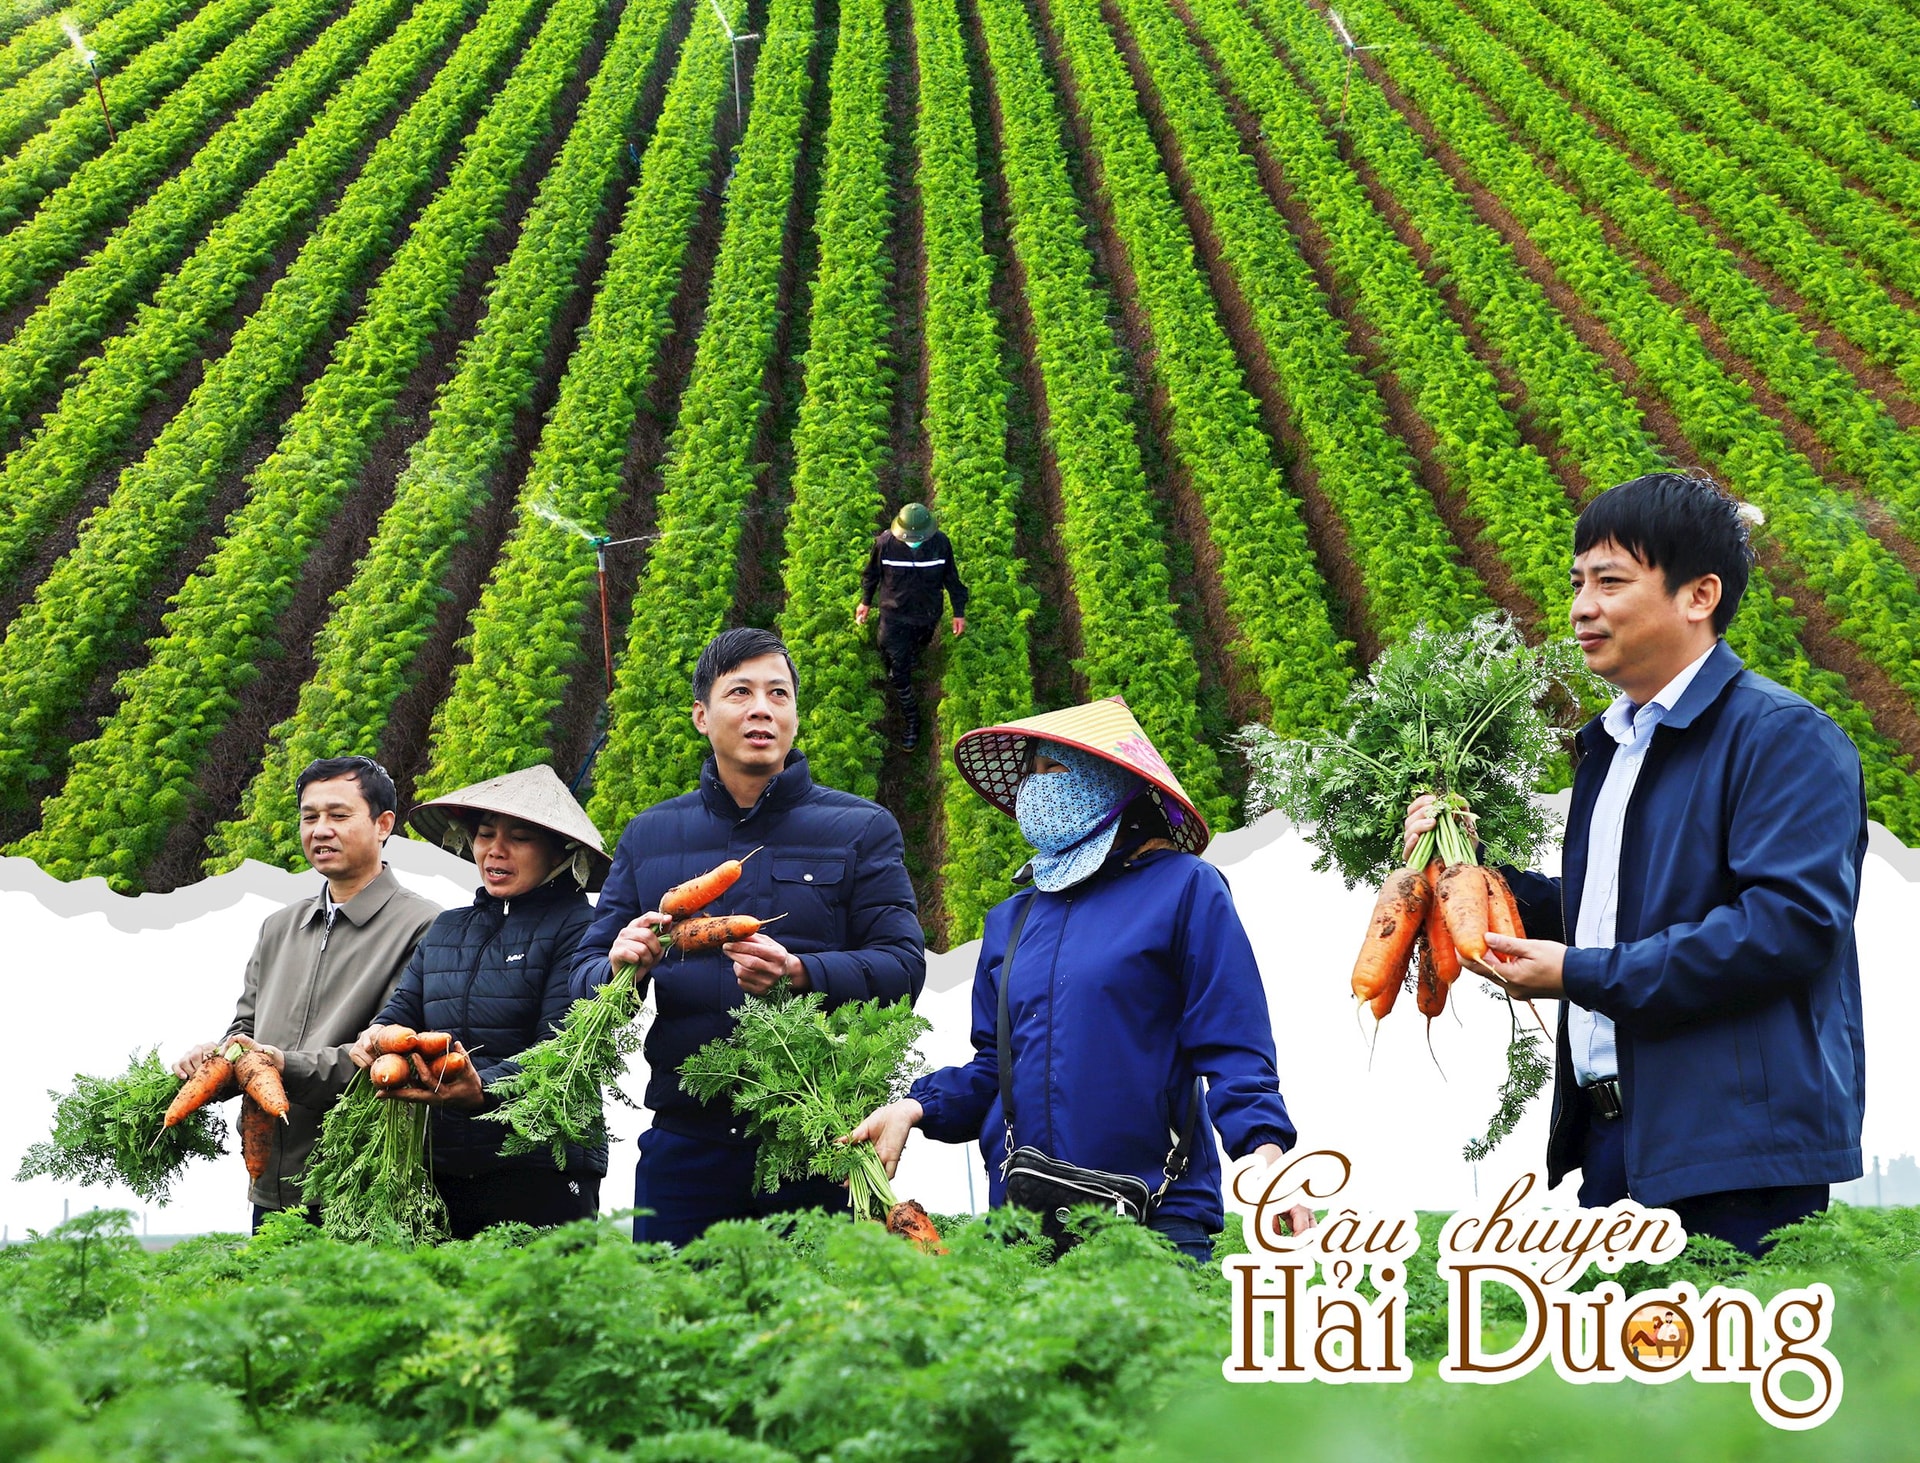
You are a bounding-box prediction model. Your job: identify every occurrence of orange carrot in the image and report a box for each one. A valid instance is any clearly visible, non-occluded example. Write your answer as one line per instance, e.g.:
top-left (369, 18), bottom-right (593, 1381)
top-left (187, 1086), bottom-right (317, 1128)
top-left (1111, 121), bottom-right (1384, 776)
top-left (1422, 861), bottom-right (1462, 988)
top-left (423, 1048), bottom-right (469, 1083)
top-left (885, 1198), bottom-right (947, 1254)
top-left (164, 1053), bottom-right (235, 1127)
top-left (414, 1031), bottom-right (453, 1060)
top-left (670, 912), bottom-right (787, 954)
top-left (1350, 868), bottom-right (1429, 1003)
top-left (661, 848), bottom-right (762, 919)
top-left (229, 1046), bottom-right (289, 1119)
top-left (1369, 976), bottom-right (1402, 1022)
top-left (239, 1095), bottom-right (275, 1181)
top-left (1484, 867), bottom-right (1526, 941)
top-left (370, 1053), bottom-right (412, 1090)
top-left (371, 1026), bottom-right (418, 1056)
top-left (1436, 863), bottom-right (1490, 963)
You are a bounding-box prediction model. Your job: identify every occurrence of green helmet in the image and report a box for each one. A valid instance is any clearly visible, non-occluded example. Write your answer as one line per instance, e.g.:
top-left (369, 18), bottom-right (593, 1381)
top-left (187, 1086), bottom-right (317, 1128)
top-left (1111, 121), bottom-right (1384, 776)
top-left (891, 502), bottom-right (936, 546)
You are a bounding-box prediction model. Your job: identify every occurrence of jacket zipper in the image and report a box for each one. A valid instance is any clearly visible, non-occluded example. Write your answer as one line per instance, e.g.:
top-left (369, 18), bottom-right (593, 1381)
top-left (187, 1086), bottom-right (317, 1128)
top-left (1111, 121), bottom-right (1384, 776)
top-left (1044, 896), bottom-right (1071, 1156)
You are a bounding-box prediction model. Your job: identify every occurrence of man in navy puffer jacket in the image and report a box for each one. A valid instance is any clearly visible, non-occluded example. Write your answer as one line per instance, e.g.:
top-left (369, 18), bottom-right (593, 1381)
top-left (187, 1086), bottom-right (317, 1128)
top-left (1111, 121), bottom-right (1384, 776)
top-left (567, 628), bottom-right (925, 1245)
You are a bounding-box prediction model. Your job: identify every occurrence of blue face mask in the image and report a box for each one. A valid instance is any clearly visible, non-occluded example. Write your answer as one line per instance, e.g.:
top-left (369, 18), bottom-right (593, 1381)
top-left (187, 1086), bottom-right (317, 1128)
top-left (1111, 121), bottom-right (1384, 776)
top-left (1015, 742), bottom-right (1142, 891)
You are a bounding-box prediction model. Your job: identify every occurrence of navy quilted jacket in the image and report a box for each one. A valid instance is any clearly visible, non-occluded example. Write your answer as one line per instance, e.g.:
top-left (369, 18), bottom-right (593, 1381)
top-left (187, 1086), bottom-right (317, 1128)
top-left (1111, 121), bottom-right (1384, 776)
top-left (376, 881), bottom-right (606, 1177)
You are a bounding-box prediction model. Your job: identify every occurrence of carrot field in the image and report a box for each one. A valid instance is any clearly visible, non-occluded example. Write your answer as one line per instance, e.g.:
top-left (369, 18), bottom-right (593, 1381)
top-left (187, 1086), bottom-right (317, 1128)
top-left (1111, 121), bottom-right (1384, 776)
top-left (4, 0), bottom-right (1920, 934)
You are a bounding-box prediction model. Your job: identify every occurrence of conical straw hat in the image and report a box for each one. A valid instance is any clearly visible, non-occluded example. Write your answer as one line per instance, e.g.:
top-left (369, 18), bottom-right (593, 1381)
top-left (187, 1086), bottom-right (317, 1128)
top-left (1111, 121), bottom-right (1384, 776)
top-left (953, 696), bottom-right (1210, 854)
top-left (408, 764), bottom-right (612, 891)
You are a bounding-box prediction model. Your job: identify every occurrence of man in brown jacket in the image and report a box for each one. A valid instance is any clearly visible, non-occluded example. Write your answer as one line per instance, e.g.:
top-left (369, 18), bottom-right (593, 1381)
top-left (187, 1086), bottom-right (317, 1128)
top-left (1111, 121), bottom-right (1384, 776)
top-left (175, 756), bottom-right (439, 1225)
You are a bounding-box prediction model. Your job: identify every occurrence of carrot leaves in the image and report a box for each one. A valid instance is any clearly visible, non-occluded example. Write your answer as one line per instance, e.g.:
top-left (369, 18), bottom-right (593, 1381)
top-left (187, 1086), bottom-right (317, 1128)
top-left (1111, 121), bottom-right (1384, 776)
top-left (15, 1049), bottom-right (226, 1205)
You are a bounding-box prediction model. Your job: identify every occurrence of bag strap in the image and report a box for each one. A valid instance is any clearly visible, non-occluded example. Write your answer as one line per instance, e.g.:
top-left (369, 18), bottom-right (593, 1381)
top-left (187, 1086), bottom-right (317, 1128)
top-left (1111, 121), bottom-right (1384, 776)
top-left (995, 891), bottom-right (1040, 1156)
top-left (995, 889), bottom-right (1208, 1207)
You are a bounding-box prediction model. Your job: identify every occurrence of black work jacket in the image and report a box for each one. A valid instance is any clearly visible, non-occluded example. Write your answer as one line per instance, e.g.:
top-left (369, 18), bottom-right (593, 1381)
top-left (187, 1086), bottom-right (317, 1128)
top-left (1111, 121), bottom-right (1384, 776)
top-left (377, 881), bottom-right (606, 1177)
top-left (859, 530), bottom-right (968, 626)
top-left (567, 750), bottom-right (926, 1144)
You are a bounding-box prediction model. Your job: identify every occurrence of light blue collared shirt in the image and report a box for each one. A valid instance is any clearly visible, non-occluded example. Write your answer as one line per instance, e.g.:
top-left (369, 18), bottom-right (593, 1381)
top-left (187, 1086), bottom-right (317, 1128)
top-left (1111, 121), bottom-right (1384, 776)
top-left (1566, 645), bottom-right (1715, 1086)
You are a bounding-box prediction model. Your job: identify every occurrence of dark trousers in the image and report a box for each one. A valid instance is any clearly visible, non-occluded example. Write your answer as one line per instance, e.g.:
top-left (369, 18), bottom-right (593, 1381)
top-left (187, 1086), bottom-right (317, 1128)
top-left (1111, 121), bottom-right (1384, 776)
top-left (878, 617), bottom-right (935, 725)
top-left (632, 1125), bottom-right (847, 1246)
top-left (1576, 1107), bottom-right (1827, 1257)
top-left (437, 1168), bottom-right (601, 1241)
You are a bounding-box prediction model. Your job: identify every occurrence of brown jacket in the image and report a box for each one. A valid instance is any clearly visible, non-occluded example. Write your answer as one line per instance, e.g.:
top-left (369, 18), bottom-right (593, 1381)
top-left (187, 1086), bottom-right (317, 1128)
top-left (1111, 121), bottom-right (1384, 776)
top-left (226, 864), bottom-right (441, 1210)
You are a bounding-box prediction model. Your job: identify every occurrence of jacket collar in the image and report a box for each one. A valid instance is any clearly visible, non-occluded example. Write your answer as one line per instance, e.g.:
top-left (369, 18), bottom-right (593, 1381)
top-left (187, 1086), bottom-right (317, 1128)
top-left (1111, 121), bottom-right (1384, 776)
top-left (698, 749), bottom-right (814, 823)
top-left (467, 878), bottom-right (578, 911)
top-left (1575, 639), bottom-right (1744, 751)
top-left (299, 862), bottom-right (402, 928)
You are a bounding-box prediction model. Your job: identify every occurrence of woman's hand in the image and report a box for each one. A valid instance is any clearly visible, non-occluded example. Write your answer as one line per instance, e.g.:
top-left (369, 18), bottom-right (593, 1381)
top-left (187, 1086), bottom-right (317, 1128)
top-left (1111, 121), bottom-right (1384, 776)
top-left (840, 1098), bottom-right (924, 1179)
top-left (610, 911), bottom-right (671, 976)
top-left (1254, 1142), bottom-right (1315, 1236)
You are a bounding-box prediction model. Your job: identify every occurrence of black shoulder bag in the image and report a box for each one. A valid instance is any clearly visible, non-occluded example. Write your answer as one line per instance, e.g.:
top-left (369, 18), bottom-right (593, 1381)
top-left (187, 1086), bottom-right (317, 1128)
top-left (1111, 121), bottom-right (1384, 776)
top-left (995, 892), bottom-right (1205, 1250)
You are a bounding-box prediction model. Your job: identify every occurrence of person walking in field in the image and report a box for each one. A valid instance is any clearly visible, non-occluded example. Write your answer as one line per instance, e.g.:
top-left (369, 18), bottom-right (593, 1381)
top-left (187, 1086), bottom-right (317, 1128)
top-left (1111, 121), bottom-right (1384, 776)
top-left (1405, 472), bottom-right (1867, 1256)
top-left (172, 756), bottom-right (440, 1229)
top-left (856, 502), bottom-right (968, 750)
top-left (565, 627), bottom-right (926, 1245)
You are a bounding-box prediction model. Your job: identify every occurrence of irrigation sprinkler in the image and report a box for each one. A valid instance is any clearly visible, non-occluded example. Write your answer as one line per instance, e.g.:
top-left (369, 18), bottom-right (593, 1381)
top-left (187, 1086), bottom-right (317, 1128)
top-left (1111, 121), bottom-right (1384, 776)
top-left (62, 17), bottom-right (115, 142)
top-left (707, 0), bottom-right (760, 136)
top-left (1324, 8), bottom-right (1438, 127)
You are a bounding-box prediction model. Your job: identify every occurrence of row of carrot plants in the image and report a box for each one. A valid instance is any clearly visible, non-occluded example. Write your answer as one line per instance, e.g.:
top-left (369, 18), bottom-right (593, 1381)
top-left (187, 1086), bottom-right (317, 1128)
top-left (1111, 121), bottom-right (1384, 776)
top-left (1601, 0), bottom-right (1920, 225)
top-left (910, 0), bottom-right (1035, 941)
top-left (0, 0), bottom-right (201, 154)
top-left (0, 0), bottom-right (488, 579)
top-left (1779, 0), bottom-right (1920, 103)
top-left (587, 0), bottom-right (820, 829)
top-left (772, 0), bottom-right (895, 801)
top-left (1491, 0), bottom-right (1920, 304)
top-left (1044, 0), bottom-right (1356, 731)
top-left (417, 1), bottom-right (740, 803)
top-left (0, 0), bottom-right (369, 287)
top-left (1450, 0), bottom-right (1920, 420)
top-left (24, 0), bottom-right (678, 888)
top-left (1667, 0), bottom-right (1920, 164)
top-left (964, 0), bottom-right (1229, 828)
top-left (1356, 0), bottom-right (1920, 837)
top-left (1402, 0), bottom-right (1920, 716)
top-left (0, 0), bottom-right (135, 77)
top-left (1243, 0), bottom-right (1652, 493)
top-left (1415, 0), bottom-right (1920, 551)
top-left (1140, 0), bottom-right (1568, 632)
top-left (1256, 0), bottom-right (1920, 836)
top-left (0, 0), bottom-right (289, 233)
top-left (203, 0), bottom-right (627, 873)
top-left (0, 0), bottom-right (541, 807)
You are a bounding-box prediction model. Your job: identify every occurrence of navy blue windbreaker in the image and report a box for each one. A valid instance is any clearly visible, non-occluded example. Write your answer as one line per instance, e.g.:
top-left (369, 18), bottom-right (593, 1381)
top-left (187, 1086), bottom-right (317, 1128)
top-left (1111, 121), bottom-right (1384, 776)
top-left (910, 848), bottom-right (1297, 1232)
top-left (1501, 640), bottom-right (1867, 1207)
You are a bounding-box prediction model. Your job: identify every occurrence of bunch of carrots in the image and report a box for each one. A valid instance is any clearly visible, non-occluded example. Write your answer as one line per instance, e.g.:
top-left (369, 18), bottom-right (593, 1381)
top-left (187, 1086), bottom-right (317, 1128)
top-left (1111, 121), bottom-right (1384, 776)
top-left (488, 851), bottom-right (785, 1165)
top-left (165, 1038), bottom-right (290, 1181)
top-left (359, 1026), bottom-right (471, 1093)
top-left (1351, 795), bottom-right (1528, 1026)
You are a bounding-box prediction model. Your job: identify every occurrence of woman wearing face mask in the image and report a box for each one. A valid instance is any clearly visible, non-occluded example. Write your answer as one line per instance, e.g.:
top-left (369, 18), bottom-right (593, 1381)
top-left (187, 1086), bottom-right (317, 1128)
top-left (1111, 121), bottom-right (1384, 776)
top-left (348, 764), bottom-right (612, 1240)
top-left (845, 698), bottom-right (1309, 1261)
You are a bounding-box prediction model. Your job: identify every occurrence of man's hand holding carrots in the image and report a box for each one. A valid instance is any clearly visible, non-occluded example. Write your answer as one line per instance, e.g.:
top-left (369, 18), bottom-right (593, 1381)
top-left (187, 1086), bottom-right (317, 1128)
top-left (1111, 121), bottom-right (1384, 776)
top-left (1401, 795), bottom-right (1567, 998)
top-left (726, 932), bottom-right (811, 995)
top-left (610, 910), bottom-right (671, 976)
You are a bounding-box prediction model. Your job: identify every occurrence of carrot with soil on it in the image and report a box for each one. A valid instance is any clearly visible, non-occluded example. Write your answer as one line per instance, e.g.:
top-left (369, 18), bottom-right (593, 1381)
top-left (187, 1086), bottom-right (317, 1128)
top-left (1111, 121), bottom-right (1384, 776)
top-left (165, 1051), bottom-right (236, 1127)
top-left (660, 847), bottom-right (762, 918)
top-left (238, 1095), bottom-right (275, 1181)
top-left (1351, 868), bottom-right (1428, 1005)
top-left (668, 912), bottom-right (787, 954)
top-left (1484, 866), bottom-right (1525, 940)
top-left (1415, 937), bottom-right (1449, 1020)
top-left (228, 1043), bottom-right (289, 1119)
top-left (1436, 863), bottom-right (1491, 964)
top-left (1423, 860), bottom-right (1462, 988)
top-left (886, 1199), bottom-right (947, 1254)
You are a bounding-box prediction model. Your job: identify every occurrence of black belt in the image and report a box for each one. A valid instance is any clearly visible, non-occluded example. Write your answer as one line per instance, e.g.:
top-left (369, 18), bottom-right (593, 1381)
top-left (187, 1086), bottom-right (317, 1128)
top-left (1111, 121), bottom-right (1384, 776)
top-left (1585, 1077), bottom-right (1623, 1121)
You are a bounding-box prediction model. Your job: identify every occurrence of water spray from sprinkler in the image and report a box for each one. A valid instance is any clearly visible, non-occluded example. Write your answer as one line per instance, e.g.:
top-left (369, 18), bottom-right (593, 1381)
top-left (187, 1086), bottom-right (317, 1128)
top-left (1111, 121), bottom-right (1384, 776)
top-left (62, 16), bottom-right (115, 142)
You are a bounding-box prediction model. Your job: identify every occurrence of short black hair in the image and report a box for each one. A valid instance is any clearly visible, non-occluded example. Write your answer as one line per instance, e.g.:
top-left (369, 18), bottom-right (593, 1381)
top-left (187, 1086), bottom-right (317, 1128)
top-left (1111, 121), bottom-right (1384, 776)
top-left (692, 627), bottom-right (799, 704)
top-left (1573, 471), bottom-right (1755, 634)
top-left (295, 756), bottom-right (398, 820)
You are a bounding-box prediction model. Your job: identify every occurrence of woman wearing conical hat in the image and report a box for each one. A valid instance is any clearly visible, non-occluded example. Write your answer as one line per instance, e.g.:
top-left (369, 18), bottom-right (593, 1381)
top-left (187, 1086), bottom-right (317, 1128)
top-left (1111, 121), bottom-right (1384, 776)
top-left (346, 764), bottom-right (613, 1239)
top-left (846, 697), bottom-right (1310, 1261)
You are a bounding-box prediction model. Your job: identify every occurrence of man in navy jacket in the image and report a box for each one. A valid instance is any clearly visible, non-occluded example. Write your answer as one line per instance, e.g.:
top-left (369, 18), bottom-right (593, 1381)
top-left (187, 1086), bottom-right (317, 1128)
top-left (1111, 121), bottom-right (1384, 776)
top-left (1407, 473), bottom-right (1866, 1254)
top-left (567, 628), bottom-right (926, 1244)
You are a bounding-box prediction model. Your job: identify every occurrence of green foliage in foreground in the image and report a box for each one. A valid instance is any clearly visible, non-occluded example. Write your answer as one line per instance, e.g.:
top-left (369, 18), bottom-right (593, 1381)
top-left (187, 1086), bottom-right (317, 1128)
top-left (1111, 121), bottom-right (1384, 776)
top-left (0, 1204), bottom-right (1911, 1460)
top-left (0, 1206), bottom-right (1220, 1462)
